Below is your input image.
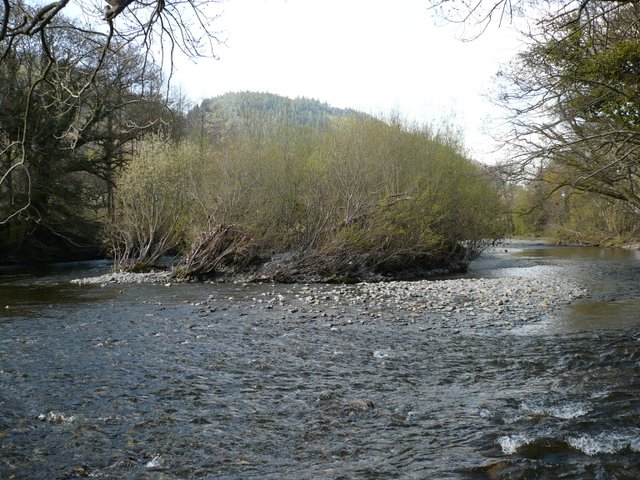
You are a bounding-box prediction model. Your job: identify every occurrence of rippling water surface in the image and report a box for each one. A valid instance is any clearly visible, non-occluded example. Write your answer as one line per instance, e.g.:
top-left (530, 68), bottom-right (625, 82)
top-left (1, 243), bottom-right (640, 479)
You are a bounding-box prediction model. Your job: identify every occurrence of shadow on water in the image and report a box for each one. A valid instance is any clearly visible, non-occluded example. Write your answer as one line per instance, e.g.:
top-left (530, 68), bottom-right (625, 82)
top-left (0, 259), bottom-right (111, 284)
top-left (0, 284), bottom-right (121, 320)
top-left (0, 260), bottom-right (114, 319)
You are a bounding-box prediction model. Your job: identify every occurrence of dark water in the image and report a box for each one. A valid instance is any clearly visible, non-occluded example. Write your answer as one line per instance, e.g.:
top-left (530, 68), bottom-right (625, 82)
top-left (1, 243), bottom-right (640, 479)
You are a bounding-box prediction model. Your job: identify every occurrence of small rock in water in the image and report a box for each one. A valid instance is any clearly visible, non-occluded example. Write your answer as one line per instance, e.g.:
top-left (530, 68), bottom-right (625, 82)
top-left (347, 398), bottom-right (375, 412)
top-left (373, 349), bottom-right (391, 359)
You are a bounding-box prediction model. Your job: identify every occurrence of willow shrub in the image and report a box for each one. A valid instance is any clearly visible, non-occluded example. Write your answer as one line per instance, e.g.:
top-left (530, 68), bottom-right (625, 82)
top-left (314, 138), bottom-right (507, 277)
top-left (104, 137), bottom-right (192, 271)
top-left (105, 116), bottom-right (507, 279)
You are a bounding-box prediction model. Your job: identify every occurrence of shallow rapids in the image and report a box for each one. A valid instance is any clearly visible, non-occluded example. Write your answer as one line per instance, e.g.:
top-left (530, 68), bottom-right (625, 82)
top-left (1, 242), bottom-right (640, 479)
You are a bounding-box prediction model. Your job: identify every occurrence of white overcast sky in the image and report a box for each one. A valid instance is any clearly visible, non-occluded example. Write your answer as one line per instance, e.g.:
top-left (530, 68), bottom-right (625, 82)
top-left (172, 0), bottom-right (524, 163)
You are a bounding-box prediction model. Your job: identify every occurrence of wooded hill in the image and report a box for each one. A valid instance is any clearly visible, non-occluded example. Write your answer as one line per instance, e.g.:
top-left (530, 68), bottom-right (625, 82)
top-left (184, 92), bottom-right (366, 147)
top-left (193, 91), bottom-right (362, 129)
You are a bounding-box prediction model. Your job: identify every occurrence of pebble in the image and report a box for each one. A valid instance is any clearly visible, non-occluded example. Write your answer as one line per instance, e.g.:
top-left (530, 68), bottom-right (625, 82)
top-left (296, 276), bottom-right (587, 330)
top-left (71, 271), bottom-right (171, 285)
top-left (71, 267), bottom-right (588, 332)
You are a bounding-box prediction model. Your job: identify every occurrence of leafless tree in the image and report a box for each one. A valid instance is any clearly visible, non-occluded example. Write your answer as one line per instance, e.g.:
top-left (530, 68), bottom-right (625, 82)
top-left (431, 1), bottom-right (640, 213)
top-left (494, 2), bottom-right (640, 209)
top-left (0, 0), bottom-right (222, 224)
top-left (428, 0), bottom-right (640, 37)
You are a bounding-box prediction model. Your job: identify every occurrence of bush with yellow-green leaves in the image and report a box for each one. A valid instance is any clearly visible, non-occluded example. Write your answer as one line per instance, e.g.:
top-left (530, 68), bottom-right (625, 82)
top-left (104, 117), bottom-right (507, 281)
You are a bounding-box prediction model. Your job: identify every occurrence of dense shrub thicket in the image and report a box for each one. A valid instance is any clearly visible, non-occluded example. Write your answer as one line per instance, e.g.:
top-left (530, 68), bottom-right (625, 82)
top-left (106, 116), bottom-right (508, 281)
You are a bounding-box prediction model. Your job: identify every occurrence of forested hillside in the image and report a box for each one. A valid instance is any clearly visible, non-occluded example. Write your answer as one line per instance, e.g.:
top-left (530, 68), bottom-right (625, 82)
top-left (198, 91), bottom-right (359, 126)
top-left (186, 92), bottom-right (364, 145)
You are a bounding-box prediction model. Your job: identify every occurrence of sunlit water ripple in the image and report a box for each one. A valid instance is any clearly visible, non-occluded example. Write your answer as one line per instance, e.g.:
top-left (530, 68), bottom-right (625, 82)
top-left (1, 243), bottom-right (640, 479)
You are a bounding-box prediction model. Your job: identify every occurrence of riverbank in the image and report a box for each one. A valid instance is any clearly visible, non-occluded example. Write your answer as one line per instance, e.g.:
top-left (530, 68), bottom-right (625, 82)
top-left (71, 267), bottom-right (587, 334)
top-left (70, 240), bottom-right (589, 332)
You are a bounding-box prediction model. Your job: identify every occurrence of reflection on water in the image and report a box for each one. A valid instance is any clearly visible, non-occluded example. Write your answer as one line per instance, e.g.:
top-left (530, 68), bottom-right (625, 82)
top-left (523, 245), bottom-right (640, 332)
top-left (471, 241), bottom-right (640, 332)
top-left (0, 261), bottom-right (114, 319)
top-left (566, 299), bottom-right (640, 331)
top-left (1, 243), bottom-right (640, 479)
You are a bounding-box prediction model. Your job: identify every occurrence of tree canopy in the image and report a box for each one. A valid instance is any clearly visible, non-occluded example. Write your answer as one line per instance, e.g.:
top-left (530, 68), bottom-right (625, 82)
top-left (494, 2), bottom-right (640, 208)
top-left (0, 0), bottom-right (222, 224)
top-left (433, 0), bottom-right (640, 243)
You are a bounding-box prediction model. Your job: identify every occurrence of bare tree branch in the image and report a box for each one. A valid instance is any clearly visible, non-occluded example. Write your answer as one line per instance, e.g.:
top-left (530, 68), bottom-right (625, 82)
top-left (1, 0), bottom-right (222, 226)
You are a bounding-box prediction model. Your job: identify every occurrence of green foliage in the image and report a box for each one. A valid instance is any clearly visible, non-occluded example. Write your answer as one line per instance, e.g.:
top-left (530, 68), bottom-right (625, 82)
top-left (510, 186), bottom-right (540, 236)
top-left (105, 137), bottom-right (191, 270)
top-left (105, 107), bottom-right (508, 280)
top-left (507, 174), bottom-right (640, 245)
top-left (574, 38), bottom-right (640, 128)
top-left (499, 3), bottom-right (640, 237)
top-left (540, 190), bottom-right (640, 245)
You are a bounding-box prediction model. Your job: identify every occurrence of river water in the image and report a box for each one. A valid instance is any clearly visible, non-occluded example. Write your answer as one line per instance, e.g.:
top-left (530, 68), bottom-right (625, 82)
top-left (1, 242), bottom-right (640, 479)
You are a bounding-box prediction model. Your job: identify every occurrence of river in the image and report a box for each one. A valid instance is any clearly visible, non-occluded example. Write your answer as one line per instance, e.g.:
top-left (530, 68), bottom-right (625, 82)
top-left (1, 241), bottom-right (639, 479)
